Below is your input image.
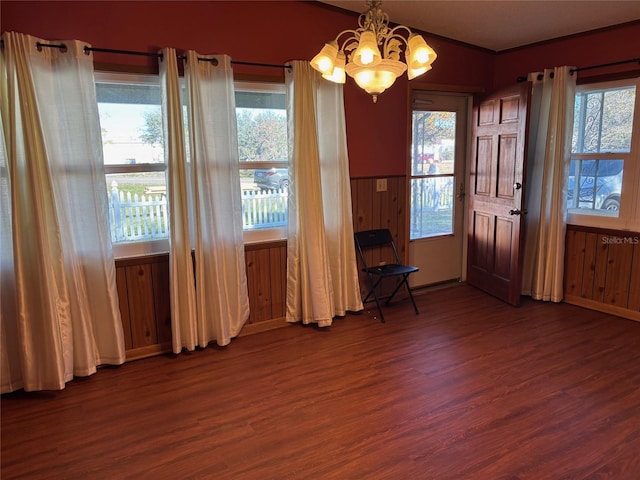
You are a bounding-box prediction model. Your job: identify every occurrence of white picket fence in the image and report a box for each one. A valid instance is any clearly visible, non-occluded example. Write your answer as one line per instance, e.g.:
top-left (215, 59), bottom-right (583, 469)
top-left (242, 188), bottom-right (288, 229)
top-left (108, 183), bottom-right (288, 243)
top-left (108, 179), bottom-right (456, 244)
top-left (108, 184), bottom-right (168, 243)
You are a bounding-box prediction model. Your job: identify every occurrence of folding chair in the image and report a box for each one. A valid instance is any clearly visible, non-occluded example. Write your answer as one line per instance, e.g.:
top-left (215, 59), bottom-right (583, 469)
top-left (354, 229), bottom-right (419, 323)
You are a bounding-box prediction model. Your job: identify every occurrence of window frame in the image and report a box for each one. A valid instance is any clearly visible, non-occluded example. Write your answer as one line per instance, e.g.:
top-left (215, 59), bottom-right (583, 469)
top-left (95, 71), bottom-right (169, 259)
top-left (409, 103), bottom-right (460, 241)
top-left (566, 77), bottom-right (640, 231)
top-left (235, 80), bottom-right (289, 244)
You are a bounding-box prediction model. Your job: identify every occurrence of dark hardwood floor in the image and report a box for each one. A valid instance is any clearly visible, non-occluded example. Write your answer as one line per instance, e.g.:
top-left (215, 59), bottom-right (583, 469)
top-left (3, 284), bottom-right (640, 479)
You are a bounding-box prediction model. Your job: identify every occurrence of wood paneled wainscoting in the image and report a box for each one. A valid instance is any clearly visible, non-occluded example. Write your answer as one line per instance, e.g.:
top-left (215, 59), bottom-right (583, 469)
top-left (115, 241), bottom-right (288, 361)
top-left (564, 224), bottom-right (640, 321)
top-left (116, 177), bottom-right (406, 360)
top-left (115, 255), bottom-right (172, 360)
top-left (243, 241), bottom-right (287, 334)
top-left (351, 175), bottom-right (409, 299)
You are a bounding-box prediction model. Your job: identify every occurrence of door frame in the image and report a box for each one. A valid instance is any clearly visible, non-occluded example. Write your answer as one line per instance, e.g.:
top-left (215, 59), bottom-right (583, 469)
top-left (406, 89), bottom-right (474, 288)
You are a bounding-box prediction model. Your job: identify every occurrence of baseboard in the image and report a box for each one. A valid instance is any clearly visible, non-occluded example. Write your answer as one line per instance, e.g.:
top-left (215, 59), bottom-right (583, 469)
top-left (564, 295), bottom-right (640, 322)
top-left (239, 317), bottom-right (291, 336)
top-left (412, 279), bottom-right (466, 297)
top-left (125, 343), bottom-right (172, 361)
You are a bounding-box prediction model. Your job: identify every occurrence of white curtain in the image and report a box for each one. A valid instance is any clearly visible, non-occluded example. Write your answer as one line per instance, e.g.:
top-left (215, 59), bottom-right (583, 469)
top-left (285, 61), bottom-right (363, 326)
top-left (521, 66), bottom-right (576, 302)
top-left (160, 49), bottom-right (249, 352)
top-left (0, 32), bottom-right (125, 393)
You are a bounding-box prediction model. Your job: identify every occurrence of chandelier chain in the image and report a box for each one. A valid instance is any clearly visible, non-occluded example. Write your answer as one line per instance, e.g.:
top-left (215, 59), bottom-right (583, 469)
top-left (360, 0), bottom-right (390, 44)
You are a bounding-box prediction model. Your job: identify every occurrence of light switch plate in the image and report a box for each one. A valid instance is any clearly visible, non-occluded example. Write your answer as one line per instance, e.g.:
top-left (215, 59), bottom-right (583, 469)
top-left (376, 178), bottom-right (387, 192)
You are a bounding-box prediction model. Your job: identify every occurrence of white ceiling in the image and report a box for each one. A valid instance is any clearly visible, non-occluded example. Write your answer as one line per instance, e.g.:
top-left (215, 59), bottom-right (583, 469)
top-left (320, 0), bottom-right (640, 51)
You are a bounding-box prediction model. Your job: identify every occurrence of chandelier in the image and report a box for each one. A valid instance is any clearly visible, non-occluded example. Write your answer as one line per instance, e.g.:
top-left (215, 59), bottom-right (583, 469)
top-left (310, 0), bottom-right (437, 103)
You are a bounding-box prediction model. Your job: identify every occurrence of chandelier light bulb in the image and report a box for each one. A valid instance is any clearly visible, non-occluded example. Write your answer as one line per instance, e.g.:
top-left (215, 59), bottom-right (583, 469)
top-left (361, 50), bottom-right (374, 65)
top-left (416, 48), bottom-right (429, 64)
top-left (353, 69), bottom-right (375, 89)
top-left (352, 31), bottom-right (382, 67)
top-left (322, 51), bottom-right (346, 84)
top-left (318, 57), bottom-right (333, 72)
top-left (407, 35), bottom-right (428, 65)
top-left (408, 65), bottom-right (431, 80)
top-left (310, 41), bottom-right (339, 74)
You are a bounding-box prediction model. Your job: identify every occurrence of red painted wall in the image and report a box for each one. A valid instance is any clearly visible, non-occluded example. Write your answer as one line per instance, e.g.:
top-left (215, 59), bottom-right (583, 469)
top-left (1, 0), bottom-right (494, 178)
top-left (8, 4), bottom-right (635, 176)
top-left (493, 21), bottom-right (640, 89)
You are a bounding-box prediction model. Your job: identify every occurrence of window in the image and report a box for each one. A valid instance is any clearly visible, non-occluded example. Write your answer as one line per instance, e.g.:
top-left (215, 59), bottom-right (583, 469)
top-left (235, 82), bottom-right (288, 243)
top-left (567, 78), bottom-right (640, 230)
top-left (409, 110), bottom-right (457, 239)
top-left (96, 74), bottom-right (289, 255)
top-left (96, 72), bottom-right (168, 257)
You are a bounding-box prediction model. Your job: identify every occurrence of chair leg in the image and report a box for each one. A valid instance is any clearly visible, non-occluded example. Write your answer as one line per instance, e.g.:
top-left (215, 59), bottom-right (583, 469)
top-left (363, 275), bottom-right (385, 323)
top-left (385, 274), bottom-right (419, 315)
top-left (370, 287), bottom-right (385, 323)
top-left (405, 280), bottom-right (419, 315)
top-left (385, 276), bottom-right (405, 305)
top-left (362, 277), bottom-right (383, 304)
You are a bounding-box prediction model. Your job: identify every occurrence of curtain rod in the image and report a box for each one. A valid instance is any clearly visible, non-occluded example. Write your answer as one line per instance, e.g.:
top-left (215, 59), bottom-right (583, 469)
top-left (517, 57), bottom-right (640, 82)
top-left (571, 57), bottom-right (640, 74)
top-left (88, 46), bottom-right (290, 69)
top-left (10, 41), bottom-right (290, 70)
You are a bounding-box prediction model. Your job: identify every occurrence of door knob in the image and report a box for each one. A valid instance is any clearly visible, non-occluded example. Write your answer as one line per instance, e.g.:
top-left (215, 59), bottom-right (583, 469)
top-left (513, 182), bottom-right (522, 190)
top-left (509, 208), bottom-right (528, 215)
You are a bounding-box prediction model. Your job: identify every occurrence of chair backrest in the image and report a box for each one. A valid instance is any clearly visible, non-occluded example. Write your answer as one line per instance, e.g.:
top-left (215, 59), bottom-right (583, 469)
top-left (354, 229), bottom-right (402, 267)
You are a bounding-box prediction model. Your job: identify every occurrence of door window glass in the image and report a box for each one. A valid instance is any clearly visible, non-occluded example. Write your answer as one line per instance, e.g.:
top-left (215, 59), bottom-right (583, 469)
top-left (410, 111), bottom-right (456, 239)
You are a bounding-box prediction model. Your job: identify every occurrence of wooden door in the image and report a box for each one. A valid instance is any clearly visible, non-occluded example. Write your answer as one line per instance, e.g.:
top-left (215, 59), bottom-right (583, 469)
top-left (467, 83), bottom-right (531, 306)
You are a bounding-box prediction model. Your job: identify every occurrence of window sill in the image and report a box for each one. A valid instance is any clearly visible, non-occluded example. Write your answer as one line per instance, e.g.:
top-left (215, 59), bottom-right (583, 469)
top-left (113, 237), bottom-right (287, 261)
top-left (113, 239), bottom-right (169, 260)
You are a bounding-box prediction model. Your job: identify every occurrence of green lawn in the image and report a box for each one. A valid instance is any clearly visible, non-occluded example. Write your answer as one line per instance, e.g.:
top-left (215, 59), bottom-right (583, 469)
top-left (410, 208), bottom-right (453, 238)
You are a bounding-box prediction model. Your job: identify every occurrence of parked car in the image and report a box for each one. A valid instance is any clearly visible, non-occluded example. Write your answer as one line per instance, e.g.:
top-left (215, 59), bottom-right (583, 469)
top-left (254, 168), bottom-right (289, 190)
top-left (567, 159), bottom-right (623, 211)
